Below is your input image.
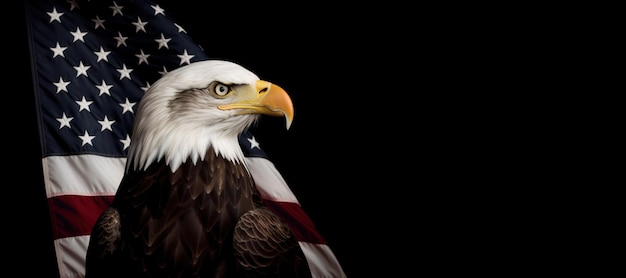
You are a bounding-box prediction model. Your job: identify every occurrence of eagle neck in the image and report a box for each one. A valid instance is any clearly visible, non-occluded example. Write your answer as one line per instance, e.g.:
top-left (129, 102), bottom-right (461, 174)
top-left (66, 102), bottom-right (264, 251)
top-left (127, 131), bottom-right (247, 174)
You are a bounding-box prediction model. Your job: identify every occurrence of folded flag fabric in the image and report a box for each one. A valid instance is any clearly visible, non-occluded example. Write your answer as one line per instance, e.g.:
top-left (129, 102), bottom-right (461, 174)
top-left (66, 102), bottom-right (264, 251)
top-left (24, 0), bottom-right (345, 277)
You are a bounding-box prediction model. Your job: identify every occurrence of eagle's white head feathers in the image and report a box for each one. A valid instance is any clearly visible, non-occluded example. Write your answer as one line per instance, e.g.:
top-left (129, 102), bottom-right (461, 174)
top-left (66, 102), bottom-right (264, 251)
top-left (126, 60), bottom-right (293, 173)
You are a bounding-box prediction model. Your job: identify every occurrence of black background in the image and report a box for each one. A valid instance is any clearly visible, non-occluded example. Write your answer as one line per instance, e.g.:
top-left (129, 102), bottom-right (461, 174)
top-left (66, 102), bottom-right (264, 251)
top-left (12, 1), bottom-right (411, 277)
top-left (8, 1), bottom-right (578, 276)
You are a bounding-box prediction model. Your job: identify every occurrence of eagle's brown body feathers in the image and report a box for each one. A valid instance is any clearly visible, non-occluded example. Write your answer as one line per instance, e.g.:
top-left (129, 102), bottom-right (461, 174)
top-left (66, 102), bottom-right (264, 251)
top-left (86, 147), bottom-right (310, 277)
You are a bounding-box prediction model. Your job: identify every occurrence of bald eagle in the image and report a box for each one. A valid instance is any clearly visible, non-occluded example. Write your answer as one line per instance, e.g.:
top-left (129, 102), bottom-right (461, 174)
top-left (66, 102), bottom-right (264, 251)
top-left (84, 60), bottom-right (311, 278)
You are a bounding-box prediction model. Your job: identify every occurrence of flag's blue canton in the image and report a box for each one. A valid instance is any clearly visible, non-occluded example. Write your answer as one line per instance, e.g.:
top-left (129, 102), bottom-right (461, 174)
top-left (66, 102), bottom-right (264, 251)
top-left (30, 0), bottom-right (209, 157)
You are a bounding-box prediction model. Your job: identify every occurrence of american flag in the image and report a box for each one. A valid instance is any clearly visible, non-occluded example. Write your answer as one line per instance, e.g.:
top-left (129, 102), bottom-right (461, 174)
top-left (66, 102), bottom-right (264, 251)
top-left (24, 0), bottom-right (345, 277)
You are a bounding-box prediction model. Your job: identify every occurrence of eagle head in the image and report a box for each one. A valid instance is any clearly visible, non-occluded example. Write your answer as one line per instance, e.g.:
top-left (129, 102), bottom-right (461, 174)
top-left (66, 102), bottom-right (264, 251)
top-left (127, 60), bottom-right (294, 172)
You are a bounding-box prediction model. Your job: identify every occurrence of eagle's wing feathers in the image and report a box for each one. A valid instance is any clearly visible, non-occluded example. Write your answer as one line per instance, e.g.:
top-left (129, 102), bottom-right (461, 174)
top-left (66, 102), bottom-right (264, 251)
top-left (234, 208), bottom-right (312, 278)
top-left (84, 207), bottom-right (123, 277)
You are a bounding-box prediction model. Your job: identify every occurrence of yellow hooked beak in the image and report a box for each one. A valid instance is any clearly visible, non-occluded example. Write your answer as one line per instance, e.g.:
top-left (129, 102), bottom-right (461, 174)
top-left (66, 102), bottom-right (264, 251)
top-left (218, 80), bottom-right (294, 129)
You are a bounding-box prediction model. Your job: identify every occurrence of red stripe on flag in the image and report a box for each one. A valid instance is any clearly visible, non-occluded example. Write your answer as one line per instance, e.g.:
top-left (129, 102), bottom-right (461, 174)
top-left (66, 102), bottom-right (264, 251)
top-left (263, 200), bottom-right (327, 245)
top-left (48, 195), bottom-right (114, 240)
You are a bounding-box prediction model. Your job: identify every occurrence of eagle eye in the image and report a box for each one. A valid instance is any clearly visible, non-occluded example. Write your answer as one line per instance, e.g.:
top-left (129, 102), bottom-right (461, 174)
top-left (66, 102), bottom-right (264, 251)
top-left (208, 82), bottom-right (231, 97)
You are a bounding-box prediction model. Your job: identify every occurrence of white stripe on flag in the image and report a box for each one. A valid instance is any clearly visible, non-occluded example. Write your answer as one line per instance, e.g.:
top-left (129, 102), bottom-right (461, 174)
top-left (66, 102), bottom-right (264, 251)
top-left (300, 242), bottom-right (347, 278)
top-left (54, 235), bottom-right (89, 278)
top-left (246, 156), bottom-right (300, 203)
top-left (43, 155), bottom-right (125, 198)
